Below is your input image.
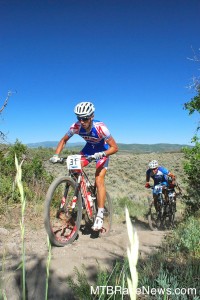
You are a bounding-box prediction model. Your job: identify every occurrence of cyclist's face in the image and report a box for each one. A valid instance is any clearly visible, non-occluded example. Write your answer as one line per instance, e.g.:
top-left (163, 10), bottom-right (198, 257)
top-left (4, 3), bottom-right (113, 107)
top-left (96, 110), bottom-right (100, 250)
top-left (152, 167), bottom-right (158, 174)
top-left (79, 117), bottom-right (92, 129)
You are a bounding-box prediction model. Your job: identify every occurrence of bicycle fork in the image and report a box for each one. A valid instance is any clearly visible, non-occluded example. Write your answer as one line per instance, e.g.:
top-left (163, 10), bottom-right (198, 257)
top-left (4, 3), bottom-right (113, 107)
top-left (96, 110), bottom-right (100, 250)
top-left (58, 181), bottom-right (79, 215)
top-left (80, 175), bottom-right (95, 219)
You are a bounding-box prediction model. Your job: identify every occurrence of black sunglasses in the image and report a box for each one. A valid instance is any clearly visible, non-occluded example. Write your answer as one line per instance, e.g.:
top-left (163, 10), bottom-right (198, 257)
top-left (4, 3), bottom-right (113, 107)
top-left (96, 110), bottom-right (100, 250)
top-left (77, 116), bottom-right (90, 122)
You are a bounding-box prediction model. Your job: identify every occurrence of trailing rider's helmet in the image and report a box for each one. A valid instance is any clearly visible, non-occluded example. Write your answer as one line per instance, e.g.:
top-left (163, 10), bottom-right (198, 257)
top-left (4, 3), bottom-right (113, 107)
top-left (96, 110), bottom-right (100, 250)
top-left (74, 102), bottom-right (95, 117)
top-left (148, 160), bottom-right (159, 169)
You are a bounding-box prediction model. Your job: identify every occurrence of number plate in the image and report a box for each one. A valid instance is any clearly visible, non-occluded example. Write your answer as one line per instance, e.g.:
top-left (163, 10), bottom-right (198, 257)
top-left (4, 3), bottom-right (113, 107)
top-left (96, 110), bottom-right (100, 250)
top-left (67, 155), bottom-right (82, 170)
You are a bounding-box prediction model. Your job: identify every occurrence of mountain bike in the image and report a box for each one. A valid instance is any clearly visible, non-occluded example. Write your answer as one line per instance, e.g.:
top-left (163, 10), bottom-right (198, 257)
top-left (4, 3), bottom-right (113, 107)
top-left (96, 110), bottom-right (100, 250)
top-left (44, 154), bottom-right (113, 247)
top-left (147, 184), bottom-right (178, 231)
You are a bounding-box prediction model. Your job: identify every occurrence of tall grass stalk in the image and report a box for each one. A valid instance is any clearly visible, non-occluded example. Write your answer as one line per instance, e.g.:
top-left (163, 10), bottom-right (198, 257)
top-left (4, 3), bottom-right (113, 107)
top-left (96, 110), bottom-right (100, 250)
top-left (0, 289), bottom-right (7, 300)
top-left (45, 236), bottom-right (52, 300)
top-left (15, 155), bottom-right (26, 300)
top-left (125, 207), bottom-right (139, 300)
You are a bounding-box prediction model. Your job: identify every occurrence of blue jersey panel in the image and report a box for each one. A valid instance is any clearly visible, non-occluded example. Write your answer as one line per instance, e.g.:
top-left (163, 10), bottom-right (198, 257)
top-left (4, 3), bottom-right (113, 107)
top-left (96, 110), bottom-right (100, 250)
top-left (158, 166), bottom-right (169, 175)
top-left (66, 119), bottom-right (111, 154)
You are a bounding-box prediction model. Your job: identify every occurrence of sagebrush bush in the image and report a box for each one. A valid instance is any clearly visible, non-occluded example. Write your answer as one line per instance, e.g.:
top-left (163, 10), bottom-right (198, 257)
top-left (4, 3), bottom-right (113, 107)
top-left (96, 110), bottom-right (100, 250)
top-left (0, 140), bottom-right (52, 204)
top-left (173, 216), bottom-right (200, 257)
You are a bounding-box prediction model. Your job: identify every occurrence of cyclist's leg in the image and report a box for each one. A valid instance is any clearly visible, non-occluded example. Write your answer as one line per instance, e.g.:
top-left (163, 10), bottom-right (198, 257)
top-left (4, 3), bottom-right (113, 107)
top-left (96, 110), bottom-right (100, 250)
top-left (153, 185), bottom-right (161, 211)
top-left (153, 194), bottom-right (158, 211)
top-left (92, 159), bottom-right (109, 230)
top-left (95, 167), bottom-right (107, 208)
top-left (161, 182), bottom-right (168, 201)
top-left (95, 157), bottom-right (109, 207)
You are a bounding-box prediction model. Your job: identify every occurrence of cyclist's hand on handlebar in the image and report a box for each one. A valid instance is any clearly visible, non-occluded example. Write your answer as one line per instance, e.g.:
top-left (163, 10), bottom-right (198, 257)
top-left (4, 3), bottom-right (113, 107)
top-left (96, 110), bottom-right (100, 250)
top-left (49, 154), bottom-right (61, 163)
top-left (145, 182), bottom-right (150, 188)
top-left (93, 151), bottom-right (106, 160)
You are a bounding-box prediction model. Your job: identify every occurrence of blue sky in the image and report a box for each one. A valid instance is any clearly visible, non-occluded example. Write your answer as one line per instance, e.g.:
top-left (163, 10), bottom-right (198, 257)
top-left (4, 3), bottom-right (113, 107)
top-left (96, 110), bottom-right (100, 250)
top-left (0, 0), bottom-right (199, 145)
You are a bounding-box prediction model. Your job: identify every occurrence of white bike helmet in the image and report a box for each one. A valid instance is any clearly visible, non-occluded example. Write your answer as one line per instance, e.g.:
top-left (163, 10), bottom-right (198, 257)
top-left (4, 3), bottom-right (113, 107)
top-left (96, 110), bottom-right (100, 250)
top-left (74, 102), bottom-right (95, 117)
top-left (148, 160), bottom-right (159, 169)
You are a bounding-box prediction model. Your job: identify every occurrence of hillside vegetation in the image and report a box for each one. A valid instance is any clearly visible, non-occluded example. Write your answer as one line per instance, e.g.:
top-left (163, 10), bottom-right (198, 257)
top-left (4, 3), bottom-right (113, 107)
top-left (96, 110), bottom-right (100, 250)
top-left (26, 141), bottom-right (191, 153)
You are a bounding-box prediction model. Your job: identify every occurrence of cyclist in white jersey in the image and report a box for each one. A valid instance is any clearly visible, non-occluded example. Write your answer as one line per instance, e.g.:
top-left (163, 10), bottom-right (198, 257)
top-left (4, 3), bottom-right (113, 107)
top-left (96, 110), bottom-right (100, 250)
top-left (145, 160), bottom-right (175, 210)
top-left (50, 102), bottom-right (118, 231)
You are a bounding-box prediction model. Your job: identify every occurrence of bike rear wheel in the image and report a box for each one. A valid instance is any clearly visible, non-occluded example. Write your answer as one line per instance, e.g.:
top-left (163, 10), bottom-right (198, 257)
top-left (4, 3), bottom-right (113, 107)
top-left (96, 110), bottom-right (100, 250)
top-left (165, 202), bottom-right (176, 228)
top-left (170, 202), bottom-right (176, 226)
top-left (44, 176), bottom-right (82, 247)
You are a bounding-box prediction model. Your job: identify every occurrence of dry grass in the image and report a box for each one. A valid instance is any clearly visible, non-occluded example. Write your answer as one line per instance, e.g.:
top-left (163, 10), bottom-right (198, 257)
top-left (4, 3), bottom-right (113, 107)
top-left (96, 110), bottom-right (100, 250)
top-left (106, 152), bottom-right (185, 199)
top-left (45, 152), bottom-right (185, 200)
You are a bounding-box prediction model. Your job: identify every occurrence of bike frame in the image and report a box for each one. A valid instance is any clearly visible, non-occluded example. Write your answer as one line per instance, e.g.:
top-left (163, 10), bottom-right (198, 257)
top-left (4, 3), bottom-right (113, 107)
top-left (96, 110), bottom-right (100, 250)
top-left (45, 154), bottom-right (112, 246)
top-left (66, 154), bottom-right (96, 220)
top-left (147, 183), bottom-right (177, 230)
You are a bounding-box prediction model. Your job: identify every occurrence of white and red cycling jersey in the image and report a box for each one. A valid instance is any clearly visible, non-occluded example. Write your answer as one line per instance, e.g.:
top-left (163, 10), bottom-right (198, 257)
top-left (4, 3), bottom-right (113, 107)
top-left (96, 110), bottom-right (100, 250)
top-left (66, 119), bottom-right (111, 155)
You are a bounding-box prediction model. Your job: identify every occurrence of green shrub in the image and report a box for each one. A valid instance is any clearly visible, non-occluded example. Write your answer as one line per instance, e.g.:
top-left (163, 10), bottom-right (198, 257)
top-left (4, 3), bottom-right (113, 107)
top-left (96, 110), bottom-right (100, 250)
top-left (23, 155), bottom-right (48, 181)
top-left (0, 140), bottom-right (52, 205)
top-left (182, 137), bottom-right (200, 213)
top-left (183, 84), bottom-right (200, 214)
top-left (0, 174), bottom-right (20, 204)
top-left (67, 260), bottom-right (130, 300)
top-left (173, 216), bottom-right (200, 256)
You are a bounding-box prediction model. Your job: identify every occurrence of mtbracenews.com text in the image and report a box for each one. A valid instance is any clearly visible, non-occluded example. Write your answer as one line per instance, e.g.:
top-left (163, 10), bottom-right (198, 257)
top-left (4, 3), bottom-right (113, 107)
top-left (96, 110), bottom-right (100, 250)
top-left (90, 285), bottom-right (197, 297)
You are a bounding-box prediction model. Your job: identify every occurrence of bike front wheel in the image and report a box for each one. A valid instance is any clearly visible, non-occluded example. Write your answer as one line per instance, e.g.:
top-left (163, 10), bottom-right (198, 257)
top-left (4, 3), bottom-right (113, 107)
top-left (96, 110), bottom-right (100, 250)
top-left (44, 176), bottom-right (82, 247)
top-left (147, 199), bottom-right (164, 231)
top-left (147, 205), bottom-right (158, 231)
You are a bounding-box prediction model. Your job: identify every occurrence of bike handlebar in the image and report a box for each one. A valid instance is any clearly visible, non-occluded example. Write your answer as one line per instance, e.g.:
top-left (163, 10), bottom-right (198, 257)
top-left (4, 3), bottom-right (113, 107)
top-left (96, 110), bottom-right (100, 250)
top-left (145, 184), bottom-right (181, 193)
top-left (53, 154), bottom-right (97, 164)
top-left (145, 185), bottom-right (154, 189)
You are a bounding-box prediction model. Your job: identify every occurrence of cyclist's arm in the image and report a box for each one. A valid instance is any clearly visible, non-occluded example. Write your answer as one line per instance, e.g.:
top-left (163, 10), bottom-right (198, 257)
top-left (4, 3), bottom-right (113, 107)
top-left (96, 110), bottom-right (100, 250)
top-left (55, 134), bottom-right (70, 155)
top-left (168, 171), bottom-right (175, 178)
top-left (146, 169), bottom-right (151, 183)
top-left (104, 136), bottom-right (118, 156)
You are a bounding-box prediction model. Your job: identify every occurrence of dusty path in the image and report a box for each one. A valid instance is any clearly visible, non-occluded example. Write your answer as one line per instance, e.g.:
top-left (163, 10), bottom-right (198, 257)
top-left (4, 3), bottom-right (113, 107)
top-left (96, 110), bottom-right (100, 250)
top-left (0, 219), bottom-right (166, 300)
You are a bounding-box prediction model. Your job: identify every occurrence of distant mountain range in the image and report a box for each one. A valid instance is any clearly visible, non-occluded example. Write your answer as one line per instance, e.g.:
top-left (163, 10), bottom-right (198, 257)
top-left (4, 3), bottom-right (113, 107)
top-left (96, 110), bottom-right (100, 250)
top-left (26, 141), bottom-right (192, 153)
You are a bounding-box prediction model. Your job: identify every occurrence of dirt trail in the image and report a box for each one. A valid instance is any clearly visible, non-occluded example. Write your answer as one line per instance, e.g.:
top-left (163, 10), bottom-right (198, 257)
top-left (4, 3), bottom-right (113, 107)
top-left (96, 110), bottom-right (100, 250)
top-left (0, 219), bottom-right (166, 300)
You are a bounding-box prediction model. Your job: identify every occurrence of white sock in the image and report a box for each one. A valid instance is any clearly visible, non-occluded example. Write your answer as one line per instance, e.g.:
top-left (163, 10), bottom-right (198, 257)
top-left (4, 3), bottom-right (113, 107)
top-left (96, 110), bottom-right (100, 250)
top-left (97, 207), bottom-right (104, 218)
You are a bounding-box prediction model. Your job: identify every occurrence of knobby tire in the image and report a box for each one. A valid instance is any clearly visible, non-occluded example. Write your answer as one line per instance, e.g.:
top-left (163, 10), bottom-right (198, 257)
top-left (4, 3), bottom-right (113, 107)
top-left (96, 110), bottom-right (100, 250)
top-left (148, 202), bottom-right (176, 231)
top-left (164, 202), bottom-right (176, 228)
top-left (147, 206), bottom-right (158, 231)
top-left (148, 197), bottom-right (164, 231)
top-left (44, 176), bottom-right (82, 247)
